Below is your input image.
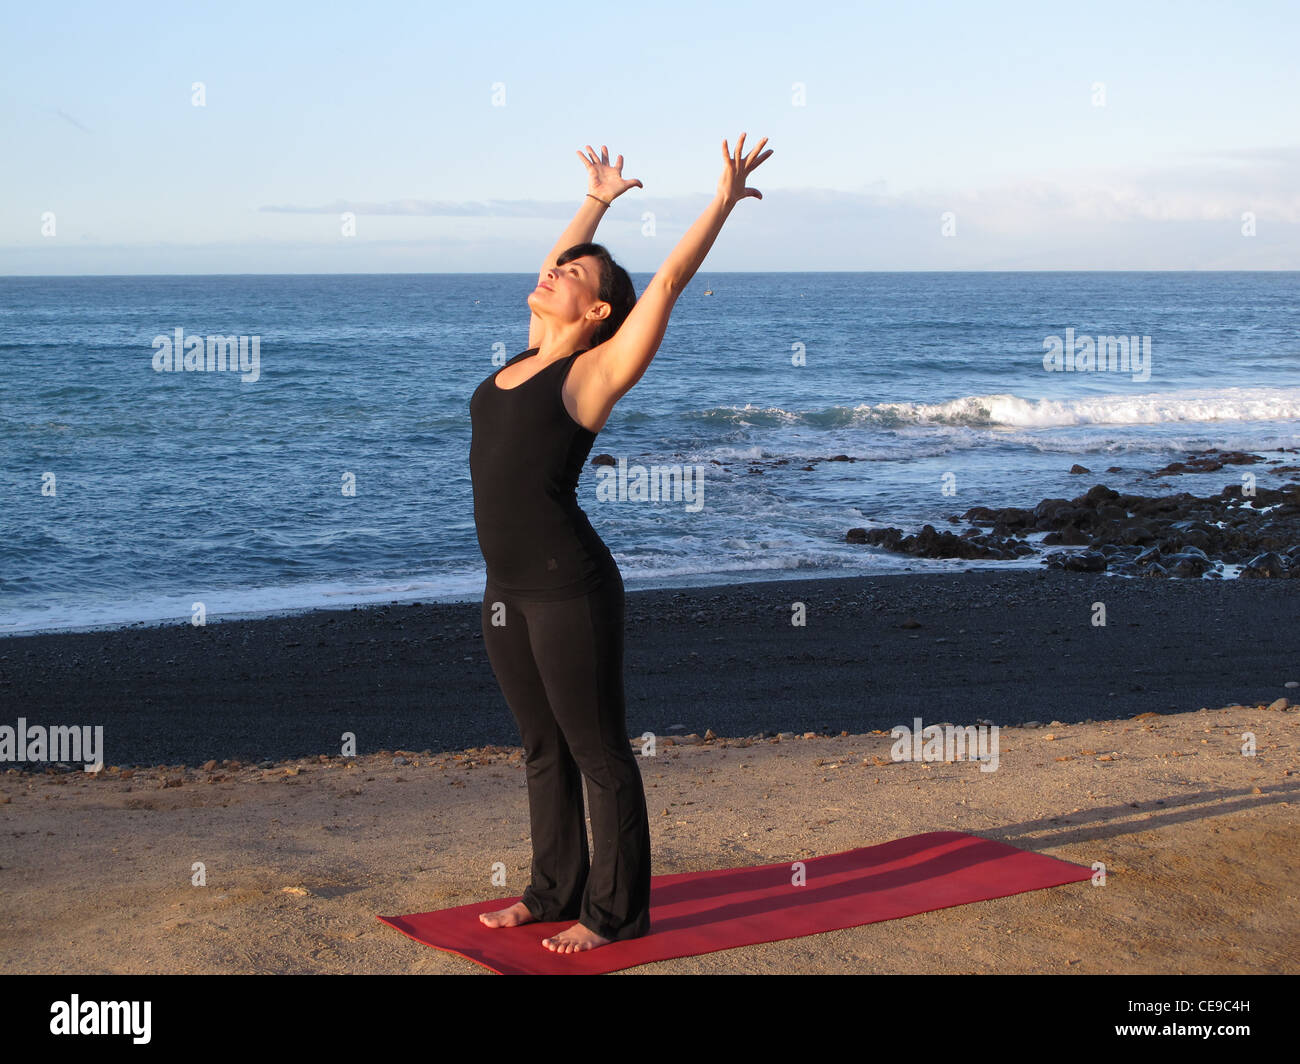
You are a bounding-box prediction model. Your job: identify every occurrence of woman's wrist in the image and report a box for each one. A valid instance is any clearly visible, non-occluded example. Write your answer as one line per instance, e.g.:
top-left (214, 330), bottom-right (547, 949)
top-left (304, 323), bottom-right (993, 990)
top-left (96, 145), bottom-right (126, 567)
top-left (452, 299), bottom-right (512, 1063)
top-left (586, 191), bottom-right (612, 207)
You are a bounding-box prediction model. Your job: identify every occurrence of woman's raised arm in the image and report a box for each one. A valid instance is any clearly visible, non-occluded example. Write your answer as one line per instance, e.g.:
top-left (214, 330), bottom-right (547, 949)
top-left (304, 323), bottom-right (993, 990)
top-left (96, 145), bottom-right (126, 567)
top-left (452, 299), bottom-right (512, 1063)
top-left (529, 145), bottom-right (642, 348)
top-left (657, 134), bottom-right (771, 292)
top-left (590, 133), bottom-right (772, 399)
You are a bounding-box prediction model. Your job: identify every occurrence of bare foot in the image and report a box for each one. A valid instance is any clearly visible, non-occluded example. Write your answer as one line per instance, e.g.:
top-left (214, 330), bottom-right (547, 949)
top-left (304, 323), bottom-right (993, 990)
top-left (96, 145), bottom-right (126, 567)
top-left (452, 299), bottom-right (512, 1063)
top-left (479, 901), bottom-right (535, 928)
top-left (542, 922), bottom-right (611, 953)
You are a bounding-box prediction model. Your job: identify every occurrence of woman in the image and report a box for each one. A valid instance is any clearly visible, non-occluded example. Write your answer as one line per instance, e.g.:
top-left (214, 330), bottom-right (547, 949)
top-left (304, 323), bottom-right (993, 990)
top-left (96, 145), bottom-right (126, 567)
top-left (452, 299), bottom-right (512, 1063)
top-left (470, 135), bottom-right (772, 954)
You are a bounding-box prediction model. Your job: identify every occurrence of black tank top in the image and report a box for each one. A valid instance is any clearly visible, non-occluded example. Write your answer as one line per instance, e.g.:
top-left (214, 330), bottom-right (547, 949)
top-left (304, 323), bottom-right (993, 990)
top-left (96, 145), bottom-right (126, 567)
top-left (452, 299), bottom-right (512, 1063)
top-left (469, 347), bottom-right (618, 599)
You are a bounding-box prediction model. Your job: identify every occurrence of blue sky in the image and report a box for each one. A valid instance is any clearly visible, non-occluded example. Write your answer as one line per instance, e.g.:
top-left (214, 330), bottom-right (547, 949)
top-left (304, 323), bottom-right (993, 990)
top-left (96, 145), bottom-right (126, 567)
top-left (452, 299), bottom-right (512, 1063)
top-left (2, 0), bottom-right (1297, 273)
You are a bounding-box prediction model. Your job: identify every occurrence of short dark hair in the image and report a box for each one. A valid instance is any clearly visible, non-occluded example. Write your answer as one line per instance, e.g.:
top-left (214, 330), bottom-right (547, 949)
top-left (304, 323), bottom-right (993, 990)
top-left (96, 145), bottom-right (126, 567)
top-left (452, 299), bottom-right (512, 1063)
top-left (555, 242), bottom-right (637, 348)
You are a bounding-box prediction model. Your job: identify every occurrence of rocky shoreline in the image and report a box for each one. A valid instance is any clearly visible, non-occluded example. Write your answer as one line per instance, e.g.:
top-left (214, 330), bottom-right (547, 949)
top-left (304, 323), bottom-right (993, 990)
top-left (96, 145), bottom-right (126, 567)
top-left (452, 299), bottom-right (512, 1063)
top-left (847, 448), bottom-right (1300, 578)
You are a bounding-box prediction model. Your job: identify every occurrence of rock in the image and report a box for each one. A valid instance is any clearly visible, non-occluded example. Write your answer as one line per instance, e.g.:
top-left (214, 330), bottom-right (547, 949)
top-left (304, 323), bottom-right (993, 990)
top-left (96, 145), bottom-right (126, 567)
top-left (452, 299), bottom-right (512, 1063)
top-left (1060, 550), bottom-right (1107, 572)
top-left (1043, 524), bottom-right (1091, 546)
top-left (1265, 698), bottom-right (1290, 712)
top-left (901, 618), bottom-right (922, 629)
top-left (1153, 450), bottom-right (1266, 476)
top-left (1082, 485), bottom-right (1120, 505)
top-left (1166, 553), bottom-right (1211, 578)
top-left (1114, 520), bottom-right (1158, 546)
top-left (853, 523), bottom-right (1025, 560)
top-left (393, 756), bottom-right (409, 766)
top-left (1033, 498), bottom-right (1073, 525)
top-left (1240, 552), bottom-right (1287, 578)
top-left (1069, 464), bottom-right (1091, 474)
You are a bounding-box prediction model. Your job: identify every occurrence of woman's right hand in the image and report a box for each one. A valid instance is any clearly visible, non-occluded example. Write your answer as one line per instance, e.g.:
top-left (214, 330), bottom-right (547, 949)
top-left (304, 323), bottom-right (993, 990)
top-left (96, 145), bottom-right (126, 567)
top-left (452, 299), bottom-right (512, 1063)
top-left (578, 144), bottom-right (643, 203)
top-left (717, 133), bottom-right (773, 207)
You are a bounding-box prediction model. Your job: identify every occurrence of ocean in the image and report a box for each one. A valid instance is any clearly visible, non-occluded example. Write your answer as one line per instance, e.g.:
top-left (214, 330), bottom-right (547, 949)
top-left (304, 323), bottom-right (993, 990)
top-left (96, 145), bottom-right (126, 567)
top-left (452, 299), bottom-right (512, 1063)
top-left (3, 271), bottom-right (1298, 636)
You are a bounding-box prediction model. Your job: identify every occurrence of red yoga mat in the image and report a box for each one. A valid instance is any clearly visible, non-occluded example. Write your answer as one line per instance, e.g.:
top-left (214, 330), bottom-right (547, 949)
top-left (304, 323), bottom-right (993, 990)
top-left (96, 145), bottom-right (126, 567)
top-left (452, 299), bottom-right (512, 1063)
top-left (377, 830), bottom-right (1094, 975)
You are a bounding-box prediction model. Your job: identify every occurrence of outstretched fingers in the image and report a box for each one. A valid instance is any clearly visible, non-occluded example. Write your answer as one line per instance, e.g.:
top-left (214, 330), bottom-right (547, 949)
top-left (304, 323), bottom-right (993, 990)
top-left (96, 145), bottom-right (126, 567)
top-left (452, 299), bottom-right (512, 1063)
top-left (723, 133), bottom-right (773, 172)
top-left (581, 143), bottom-right (629, 171)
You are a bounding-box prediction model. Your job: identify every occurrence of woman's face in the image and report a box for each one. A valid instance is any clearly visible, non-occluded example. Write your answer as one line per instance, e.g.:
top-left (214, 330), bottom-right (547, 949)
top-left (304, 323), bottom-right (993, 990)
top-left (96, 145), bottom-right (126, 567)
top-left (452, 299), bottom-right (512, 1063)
top-left (528, 255), bottom-right (605, 326)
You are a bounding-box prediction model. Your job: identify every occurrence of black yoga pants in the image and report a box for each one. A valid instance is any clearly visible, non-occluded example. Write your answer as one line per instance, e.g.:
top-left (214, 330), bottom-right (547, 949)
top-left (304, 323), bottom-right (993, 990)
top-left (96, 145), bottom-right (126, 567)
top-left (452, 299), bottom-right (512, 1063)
top-left (479, 573), bottom-right (651, 941)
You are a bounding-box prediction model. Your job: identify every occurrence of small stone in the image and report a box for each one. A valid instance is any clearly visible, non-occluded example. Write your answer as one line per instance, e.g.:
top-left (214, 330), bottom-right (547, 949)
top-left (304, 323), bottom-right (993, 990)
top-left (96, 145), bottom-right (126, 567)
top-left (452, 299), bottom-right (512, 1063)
top-left (202, 760), bottom-right (217, 772)
top-left (901, 618), bottom-right (922, 629)
top-left (1266, 698), bottom-right (1290, 712)
top-left (394, 756), bottom-right (409, 766)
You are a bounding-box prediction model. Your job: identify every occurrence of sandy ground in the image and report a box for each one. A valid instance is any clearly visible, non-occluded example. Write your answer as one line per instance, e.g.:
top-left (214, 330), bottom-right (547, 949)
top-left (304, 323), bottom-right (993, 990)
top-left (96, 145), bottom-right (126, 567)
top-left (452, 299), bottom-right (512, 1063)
top-left (1, 700), bottom-right (1295, 974)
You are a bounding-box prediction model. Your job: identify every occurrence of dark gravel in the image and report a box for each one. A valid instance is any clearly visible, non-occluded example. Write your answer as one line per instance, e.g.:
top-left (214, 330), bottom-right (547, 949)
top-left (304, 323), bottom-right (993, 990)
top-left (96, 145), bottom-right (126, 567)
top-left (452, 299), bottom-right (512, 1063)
top-left (1, 567), bottom-right (1295, 768)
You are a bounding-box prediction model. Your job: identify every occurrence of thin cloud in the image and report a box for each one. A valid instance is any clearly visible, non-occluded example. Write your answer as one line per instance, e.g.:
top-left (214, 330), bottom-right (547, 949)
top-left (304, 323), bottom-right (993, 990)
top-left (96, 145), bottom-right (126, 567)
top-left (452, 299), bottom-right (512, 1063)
top-left (259, 198), bottom-right (579, 218)
top-left (260, 145), bottom-right (1300, 230)
top-left (52, 108), bottom-right (92, 133)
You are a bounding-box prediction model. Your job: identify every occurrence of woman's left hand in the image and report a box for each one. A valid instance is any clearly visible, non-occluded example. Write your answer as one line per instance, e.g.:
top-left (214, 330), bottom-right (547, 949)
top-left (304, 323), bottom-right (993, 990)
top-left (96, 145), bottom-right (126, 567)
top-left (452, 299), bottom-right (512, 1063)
top-left (578, 144), bottom-right (643, 202)
top-left (717, 133), bottom-right (773, 207)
